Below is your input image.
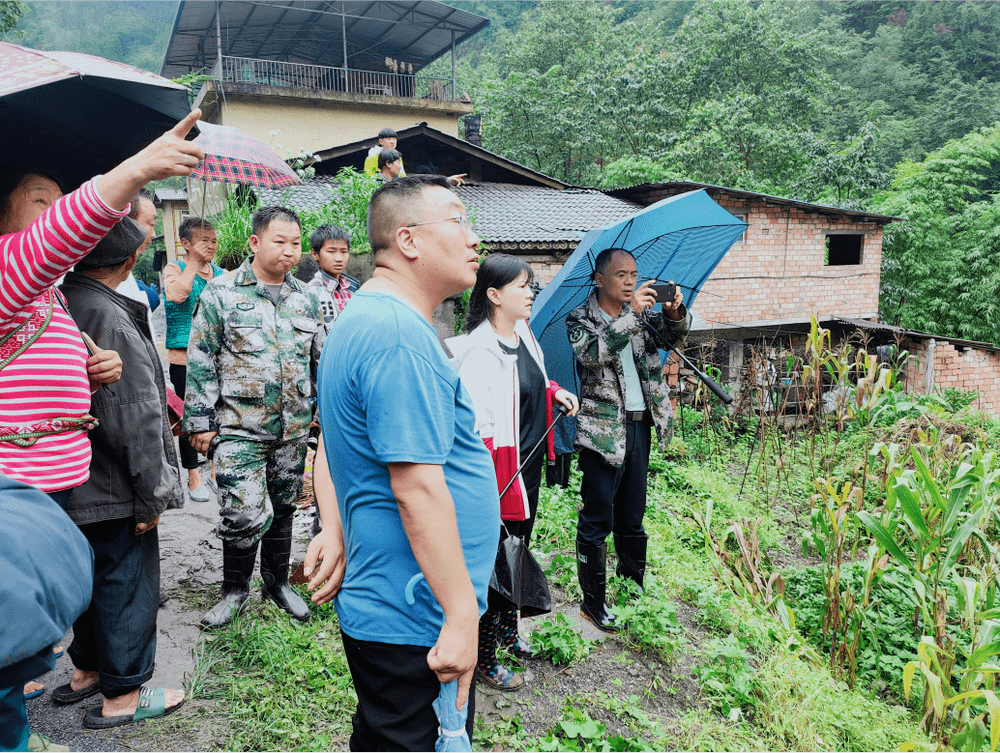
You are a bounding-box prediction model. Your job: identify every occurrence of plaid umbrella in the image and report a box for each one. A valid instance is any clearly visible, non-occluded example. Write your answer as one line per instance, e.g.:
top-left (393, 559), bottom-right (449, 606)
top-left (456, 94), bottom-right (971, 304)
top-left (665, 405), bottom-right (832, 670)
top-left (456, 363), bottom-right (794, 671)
top-left (191, 121), bottom-right (301, 189)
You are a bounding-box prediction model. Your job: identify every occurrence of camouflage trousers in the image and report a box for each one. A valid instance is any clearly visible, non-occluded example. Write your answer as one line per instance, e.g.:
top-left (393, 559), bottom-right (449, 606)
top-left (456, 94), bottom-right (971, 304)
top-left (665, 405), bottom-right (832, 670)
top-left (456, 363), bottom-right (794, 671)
top-left (213, 436), bottom-right (308, 548)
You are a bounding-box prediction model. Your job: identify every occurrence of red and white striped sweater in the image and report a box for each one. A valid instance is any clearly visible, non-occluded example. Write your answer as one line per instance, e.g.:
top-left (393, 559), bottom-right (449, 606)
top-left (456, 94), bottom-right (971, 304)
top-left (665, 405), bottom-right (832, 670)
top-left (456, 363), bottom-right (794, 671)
top-left (0, 178), bottom-right (128, 492)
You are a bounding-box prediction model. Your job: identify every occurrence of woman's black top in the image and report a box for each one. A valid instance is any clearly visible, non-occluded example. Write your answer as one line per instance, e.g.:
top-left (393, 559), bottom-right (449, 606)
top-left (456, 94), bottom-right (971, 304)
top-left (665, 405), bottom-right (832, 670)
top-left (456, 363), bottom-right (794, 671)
top-left (498, 337), bottom-right (547, 466)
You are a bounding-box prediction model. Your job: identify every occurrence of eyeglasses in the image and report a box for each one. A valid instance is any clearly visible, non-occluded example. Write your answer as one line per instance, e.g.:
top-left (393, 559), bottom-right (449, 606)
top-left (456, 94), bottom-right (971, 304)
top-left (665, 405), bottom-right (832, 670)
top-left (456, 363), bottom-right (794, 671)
top-left (405, 214), bottom-right (476, 233)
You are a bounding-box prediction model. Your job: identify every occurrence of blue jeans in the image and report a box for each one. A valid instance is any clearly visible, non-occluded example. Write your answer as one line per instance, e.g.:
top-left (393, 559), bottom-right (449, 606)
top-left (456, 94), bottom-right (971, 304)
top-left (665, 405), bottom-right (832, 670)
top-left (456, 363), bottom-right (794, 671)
top-left (68, 517), bottom-right (159, 699)
top-left (0, 683), bottom-right (29, 751)
top-left (576, 414), bottom-right (651, 546)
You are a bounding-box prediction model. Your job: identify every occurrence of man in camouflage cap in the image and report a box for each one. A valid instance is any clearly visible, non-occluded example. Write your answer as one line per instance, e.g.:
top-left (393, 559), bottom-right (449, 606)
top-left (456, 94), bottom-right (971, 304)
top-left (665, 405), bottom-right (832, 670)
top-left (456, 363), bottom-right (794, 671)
top-left (184, 206), bottom-right (326, 628)
top-left (566, 248), bottom-right (689, 632)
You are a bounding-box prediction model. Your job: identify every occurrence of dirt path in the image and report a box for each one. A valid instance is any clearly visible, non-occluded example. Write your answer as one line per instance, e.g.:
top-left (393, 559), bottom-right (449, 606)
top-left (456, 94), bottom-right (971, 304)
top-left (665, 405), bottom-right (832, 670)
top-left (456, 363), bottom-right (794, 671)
top-left (25, 485), bottom-right (231, 750)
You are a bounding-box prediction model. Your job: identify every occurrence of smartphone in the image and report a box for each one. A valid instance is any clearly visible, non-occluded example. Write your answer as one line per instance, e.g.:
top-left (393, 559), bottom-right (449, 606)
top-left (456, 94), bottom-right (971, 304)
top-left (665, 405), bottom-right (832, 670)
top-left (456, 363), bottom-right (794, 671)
top-left (650, 282), bottom-right (676, 303)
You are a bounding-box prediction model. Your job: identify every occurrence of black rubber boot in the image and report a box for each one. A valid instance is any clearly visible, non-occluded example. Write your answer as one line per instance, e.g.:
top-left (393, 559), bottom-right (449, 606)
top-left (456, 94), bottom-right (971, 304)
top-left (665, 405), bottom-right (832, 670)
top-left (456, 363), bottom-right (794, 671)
top-left (576, 540), bottom-right (618, 633)
top-left (614, 533), bottom-right (648, 592)
top-left (200, 542), bottom-right (258, 628)
top-left (260, 514), bottom-right (310, 622)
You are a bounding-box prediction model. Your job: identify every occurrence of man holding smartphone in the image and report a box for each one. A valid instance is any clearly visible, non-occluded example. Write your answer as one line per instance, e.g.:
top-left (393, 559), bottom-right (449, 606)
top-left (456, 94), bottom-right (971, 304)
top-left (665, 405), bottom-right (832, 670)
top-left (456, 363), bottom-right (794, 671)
top-left (566, 248), bottom-right (689, 632)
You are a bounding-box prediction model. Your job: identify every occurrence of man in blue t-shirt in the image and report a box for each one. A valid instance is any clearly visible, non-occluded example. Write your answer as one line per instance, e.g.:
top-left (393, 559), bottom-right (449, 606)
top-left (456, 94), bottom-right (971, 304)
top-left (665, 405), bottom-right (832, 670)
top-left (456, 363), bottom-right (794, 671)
top-left (303, 175), bottom-right (499, 751)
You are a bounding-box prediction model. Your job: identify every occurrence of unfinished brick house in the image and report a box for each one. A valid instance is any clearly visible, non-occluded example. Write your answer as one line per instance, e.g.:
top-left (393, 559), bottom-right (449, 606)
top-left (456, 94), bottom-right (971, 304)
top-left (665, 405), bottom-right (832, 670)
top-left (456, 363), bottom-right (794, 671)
top-left (606, 181), bottom-right (897, 339)
top-left (604, 181), bottom-right (901, 396)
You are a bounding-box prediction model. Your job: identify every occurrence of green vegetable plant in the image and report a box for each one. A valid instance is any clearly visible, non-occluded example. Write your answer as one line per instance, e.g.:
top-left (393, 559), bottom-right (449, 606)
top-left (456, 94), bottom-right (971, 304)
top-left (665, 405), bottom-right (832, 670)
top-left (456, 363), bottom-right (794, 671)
top-left (694, 632), bottom-right (760, 722)
top-left (530, 613), bottom-right (593, 665)
top-left (608, 577), bottom-right (682, 663)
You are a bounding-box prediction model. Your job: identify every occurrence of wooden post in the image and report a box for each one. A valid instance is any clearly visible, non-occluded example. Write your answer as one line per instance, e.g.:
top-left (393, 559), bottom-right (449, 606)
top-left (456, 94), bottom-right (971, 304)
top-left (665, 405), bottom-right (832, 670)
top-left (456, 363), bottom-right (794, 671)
top-left (924, 338), bottom-right (936, 393)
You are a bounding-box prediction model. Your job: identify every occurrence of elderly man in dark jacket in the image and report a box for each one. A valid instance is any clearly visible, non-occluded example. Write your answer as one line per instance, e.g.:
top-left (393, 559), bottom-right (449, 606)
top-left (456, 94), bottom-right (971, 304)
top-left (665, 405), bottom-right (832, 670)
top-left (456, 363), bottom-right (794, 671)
top-left (58, 218), bottom-right (186, 730)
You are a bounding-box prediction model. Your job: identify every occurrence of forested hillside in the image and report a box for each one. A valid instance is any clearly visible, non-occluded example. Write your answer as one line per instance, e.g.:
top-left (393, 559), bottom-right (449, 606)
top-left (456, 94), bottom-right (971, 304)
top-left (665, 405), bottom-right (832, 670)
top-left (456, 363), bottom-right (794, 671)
top-left (4, 0), bottom-right (1000, 341)
top-left (3, 0), bottom-right (176, 72)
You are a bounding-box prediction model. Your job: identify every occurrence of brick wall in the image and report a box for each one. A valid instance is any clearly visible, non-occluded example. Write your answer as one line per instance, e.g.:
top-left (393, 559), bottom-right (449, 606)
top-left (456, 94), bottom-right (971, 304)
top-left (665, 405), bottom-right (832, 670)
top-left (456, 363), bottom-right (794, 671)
top-left (903, 337), bottom-right (1000, 413)
top-left (631, 188), bottom-right (883, 325)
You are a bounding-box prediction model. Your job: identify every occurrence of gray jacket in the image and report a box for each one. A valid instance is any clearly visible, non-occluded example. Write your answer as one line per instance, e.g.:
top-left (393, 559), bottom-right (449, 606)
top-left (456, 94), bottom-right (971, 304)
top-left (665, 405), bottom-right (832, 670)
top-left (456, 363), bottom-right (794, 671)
top-left (59, 272), bottom-right (182, 524)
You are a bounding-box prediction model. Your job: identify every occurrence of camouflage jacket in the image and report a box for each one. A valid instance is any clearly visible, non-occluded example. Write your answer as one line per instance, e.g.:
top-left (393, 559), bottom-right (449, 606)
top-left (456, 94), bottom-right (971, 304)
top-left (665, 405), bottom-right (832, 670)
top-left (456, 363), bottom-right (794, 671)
top-left (183, 257), bottom-right (326, 442)
top-left (567, 291), bottom-right (690, 467)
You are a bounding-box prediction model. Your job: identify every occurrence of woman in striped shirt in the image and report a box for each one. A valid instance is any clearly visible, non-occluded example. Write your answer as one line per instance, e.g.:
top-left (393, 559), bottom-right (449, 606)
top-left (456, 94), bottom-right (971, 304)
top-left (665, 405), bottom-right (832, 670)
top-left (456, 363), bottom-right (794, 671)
top-left (0, 110), bottom-right (205, 500)
top-left (1, 110), bottom-right (205, 734)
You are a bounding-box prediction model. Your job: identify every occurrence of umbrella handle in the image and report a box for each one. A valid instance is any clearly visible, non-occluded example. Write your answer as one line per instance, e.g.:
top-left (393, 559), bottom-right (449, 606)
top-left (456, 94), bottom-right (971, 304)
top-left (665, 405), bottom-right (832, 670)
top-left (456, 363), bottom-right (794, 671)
top-left (640, 319), bottom-right (733, 405)
top-left (498, 405), bottom-right (567, 499)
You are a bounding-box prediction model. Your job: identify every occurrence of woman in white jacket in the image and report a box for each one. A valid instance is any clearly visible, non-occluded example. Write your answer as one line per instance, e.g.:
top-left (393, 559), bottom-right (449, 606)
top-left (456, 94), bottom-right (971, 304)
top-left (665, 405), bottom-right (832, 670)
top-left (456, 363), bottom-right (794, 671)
top-left (447, 254), bottom-right (578, 690)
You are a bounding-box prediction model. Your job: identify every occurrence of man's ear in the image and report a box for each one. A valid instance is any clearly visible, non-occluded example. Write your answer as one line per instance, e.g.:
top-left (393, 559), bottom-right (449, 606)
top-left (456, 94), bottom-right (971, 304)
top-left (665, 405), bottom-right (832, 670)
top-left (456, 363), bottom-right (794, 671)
top-left (125, 250), bottom-right (140, 273)
top-left (249, 234), bottom-right (260, 251)
top-left (593, 272), bottom-right (604, 289)
top-left (396, 226), bottom-right (420, 261)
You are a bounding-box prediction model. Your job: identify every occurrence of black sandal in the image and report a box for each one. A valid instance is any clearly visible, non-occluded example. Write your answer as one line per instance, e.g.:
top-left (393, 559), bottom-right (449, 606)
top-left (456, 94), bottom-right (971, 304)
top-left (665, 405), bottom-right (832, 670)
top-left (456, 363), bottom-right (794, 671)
top-left (52, 682), bottom-right (100, 705)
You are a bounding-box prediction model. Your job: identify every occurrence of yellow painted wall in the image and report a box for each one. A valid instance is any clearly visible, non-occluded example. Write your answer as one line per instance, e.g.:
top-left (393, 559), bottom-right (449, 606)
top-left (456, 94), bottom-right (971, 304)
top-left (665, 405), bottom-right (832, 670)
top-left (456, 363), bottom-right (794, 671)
top-left (217, 96), bottom-right (465, 157)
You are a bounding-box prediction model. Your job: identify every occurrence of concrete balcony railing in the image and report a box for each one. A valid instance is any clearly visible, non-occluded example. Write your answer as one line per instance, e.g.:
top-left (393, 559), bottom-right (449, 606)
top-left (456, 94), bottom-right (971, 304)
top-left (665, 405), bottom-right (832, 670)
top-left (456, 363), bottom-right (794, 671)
top-left (214, 56), bottom-right (459, 101)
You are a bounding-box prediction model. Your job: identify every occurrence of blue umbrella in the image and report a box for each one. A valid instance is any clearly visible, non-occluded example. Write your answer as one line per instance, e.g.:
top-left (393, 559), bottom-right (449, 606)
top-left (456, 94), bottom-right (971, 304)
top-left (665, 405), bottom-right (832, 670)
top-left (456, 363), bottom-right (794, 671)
top-left (529, 189), bottom-right (747, 454)
top-left (404, 578), bottom-right (472, 751)
top-left (433, 679), bottom-right (471, 751)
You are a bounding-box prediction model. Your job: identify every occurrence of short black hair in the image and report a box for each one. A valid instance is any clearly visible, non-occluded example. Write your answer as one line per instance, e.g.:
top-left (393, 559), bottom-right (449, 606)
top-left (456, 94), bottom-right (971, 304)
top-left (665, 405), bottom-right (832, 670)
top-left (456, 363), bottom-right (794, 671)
top-left (378, 148), bottom-right (402, 171)
top-left (310, 224), bottom-right (351, 253)
top-left (178, 215), bottom-right (215, 243)
top-left (377, 127), bottom-right (397, 140)
top-left (252, 206), bottom-right (301, 237)
top-left (367, 174), bottom-right (453, 255)
top-left (593, 247), bottom-right (634, 279)
top-left (128, 188), bottom-right (155, 220)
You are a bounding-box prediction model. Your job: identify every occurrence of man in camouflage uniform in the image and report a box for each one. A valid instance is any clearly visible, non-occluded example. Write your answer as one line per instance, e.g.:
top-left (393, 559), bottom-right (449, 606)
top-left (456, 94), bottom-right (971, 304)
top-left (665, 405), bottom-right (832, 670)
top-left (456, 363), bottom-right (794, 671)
top-left (183, 206), bottom-right (325, 628)
top-left (566, 248), bottom-right (689, 632)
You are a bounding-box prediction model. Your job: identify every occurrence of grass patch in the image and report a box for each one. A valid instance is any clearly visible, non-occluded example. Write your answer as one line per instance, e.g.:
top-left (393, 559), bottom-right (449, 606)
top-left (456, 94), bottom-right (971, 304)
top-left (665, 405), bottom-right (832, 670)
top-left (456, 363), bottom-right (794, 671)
top-left (192, 596), bottom-right (355, 751)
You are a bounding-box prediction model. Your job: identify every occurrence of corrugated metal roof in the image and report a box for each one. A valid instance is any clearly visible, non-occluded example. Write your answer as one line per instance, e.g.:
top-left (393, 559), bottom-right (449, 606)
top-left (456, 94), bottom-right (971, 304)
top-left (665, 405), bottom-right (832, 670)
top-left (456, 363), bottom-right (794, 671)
top-left (834, 317), bottom-right (1000, 353)
top-left (161, 1), bottom-right (490, 79)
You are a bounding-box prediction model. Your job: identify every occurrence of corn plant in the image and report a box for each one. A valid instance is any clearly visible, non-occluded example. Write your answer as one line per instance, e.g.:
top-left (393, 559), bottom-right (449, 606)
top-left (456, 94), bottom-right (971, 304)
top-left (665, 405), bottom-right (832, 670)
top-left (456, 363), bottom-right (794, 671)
top-left (697, 500), bottom-right (807, 651)
top-left (858, 440), bottom-right (1000, 749)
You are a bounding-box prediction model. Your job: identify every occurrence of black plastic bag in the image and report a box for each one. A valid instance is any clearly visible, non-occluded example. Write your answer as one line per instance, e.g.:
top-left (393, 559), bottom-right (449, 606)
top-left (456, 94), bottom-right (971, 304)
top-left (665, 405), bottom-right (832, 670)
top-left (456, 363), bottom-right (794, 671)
top-left (489, 530), bottom-right (552, 618)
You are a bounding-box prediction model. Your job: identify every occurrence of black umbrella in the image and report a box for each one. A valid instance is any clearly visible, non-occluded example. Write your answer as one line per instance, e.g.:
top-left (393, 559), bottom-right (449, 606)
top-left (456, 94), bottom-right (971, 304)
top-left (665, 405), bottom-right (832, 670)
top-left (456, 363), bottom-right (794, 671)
top-left (0, 42), bottom-right (196, 190)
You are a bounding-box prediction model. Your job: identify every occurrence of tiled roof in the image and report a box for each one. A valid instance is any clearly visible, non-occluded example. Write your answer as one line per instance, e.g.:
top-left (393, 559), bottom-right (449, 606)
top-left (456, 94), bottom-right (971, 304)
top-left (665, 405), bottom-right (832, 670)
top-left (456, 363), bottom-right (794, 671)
top-left (608, 181), bottom-right (901, 224)
top-left (259, 180), bottom-right (643, 250)
top-left (257, 177), bottom-right (342, 210)
top-left (153, 188), bottom-right (189, 203)
top-left (457, 184), bottom-right (641, 248)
